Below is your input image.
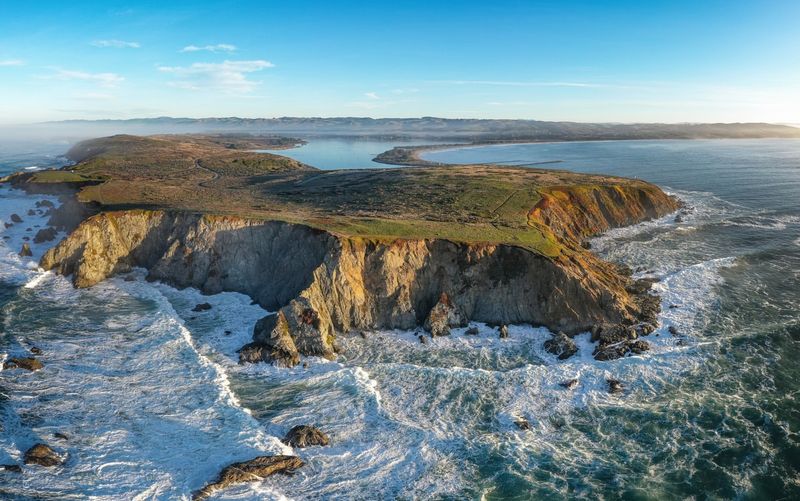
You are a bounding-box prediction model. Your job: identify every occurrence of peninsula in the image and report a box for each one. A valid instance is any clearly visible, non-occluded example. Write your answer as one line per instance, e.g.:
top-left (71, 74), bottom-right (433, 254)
top-left (6, 133), bottom-right (680, 366)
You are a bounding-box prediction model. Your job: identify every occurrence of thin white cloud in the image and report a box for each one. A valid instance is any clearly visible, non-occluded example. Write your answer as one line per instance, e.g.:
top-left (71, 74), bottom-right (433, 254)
top-left (158, 59), bottom-right (274, 93)
top-left (180, 44), bottom-right (237, 53)
top-left (91, 39), bottom-right (140, 48)
top-left (50, 69), bottom-right (124, 88)
top-left (364, 92), bottom-right (380, 100)
top-left (428, 79), bottom-right (625, 89)
top-left (0, 59), bottom-right (24, 66)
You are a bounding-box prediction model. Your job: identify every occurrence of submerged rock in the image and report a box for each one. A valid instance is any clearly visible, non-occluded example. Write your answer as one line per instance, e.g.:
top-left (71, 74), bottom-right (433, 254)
top-left (544, 331), bottom-right (578, 360)
top-left (560, 378), bottom-right (579, 390)
top-left (23, 443), bottom-right (63, 467)
top-left (36, 199), bottom-right (55, 208)
top-left (19, 243), bottom-right (32, 257)
top-left (1, 464), bottom-right (22, 473)
top-left (3, 357), bottom-right (43, 371)
top-left (465, 326), bottom-right (479, 336)
top-left (10, 213), bottom-right (22, 223)
top-left (193, 455), bottom-right (304, 500)
top-left (54, 432), bottom-right (69, 441)
top-left (29, 346), bottom-right (42, 355)
top-left (514, 417), bottom-right (531, 430)
top-left (283, 425), bottom-right (330, 448)
top-left (668, 325), bottom-right (679, 335)
top-left (192, 302), bottom-right (212, 312)
top-left (424, 292), bottom-right (467, 337)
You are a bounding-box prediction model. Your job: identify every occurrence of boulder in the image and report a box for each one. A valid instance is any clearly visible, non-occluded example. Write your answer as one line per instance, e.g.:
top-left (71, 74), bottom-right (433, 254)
top-left (10, 213), bottom-right (22, 223)
top-left (36, 200), bottom-right (55, 208)
top-left (607, 379), bottom-right (624, 394)
top-left (424, 292), bottom-right (466, 337)
top-left (283, 425), bottom-right (330, 448)
top-left (3, 357), bottom-right (43, 371)
top-left (19, 243), bottom-right (32, 257)
top-left (592, 324), bottom-right (648, 361)
top-left (544, 331), bottom-right (578, 360)
top-left (465, 326), bottom-right (479, 336)
top-left (418, 334), bottom-right (427, 344)
top-left (29, 346), bottom-right (42, 355)
top-left (33, 227), bottom-right (57, 244)
top-left (1, 464), bottom-right (22, 473)
top-left (193, 455), bottom-right (304, 500)
top-left (3, 222), bottom-right (12, 229)
top-left (192, 302), bottom-right (212, 312)
top-left (23, 443), bottom-right (63, 467)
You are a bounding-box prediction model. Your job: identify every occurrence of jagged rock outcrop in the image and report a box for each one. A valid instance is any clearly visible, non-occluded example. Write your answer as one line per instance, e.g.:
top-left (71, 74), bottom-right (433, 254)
top-left (424, 292), bottom-right (467, 336)
top-left (40, 182), bottom-right (678, 362)
top-left (544, 331), bottom-right (578, 360)
top-left (283, 425), bottom-right (330, 448)
top-left (193, 455), bottom-right (304, 500)
top-left (23, 444), bottom-right (63, 467)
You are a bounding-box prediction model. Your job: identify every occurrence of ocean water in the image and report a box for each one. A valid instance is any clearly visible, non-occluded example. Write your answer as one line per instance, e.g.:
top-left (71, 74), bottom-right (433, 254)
top-left (1, 138), bottom-right (799, 499)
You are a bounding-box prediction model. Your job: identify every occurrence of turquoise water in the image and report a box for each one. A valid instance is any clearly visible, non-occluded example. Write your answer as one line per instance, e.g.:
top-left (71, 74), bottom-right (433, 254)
top-left (1, 138), bottom-right (799, 499)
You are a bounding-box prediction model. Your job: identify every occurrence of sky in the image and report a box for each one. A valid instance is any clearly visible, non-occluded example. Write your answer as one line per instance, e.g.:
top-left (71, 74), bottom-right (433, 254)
top-left (1, 0), bottom-right (799, 124)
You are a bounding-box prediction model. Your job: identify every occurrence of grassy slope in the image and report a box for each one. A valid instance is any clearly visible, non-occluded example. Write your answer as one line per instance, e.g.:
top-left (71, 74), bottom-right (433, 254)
top-left (15, 134), bottom-right (671, 258)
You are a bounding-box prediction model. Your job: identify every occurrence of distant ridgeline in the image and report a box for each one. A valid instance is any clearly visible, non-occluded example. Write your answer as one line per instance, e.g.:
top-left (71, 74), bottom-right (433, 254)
top-left (39, 116), bottom-right (800, 141)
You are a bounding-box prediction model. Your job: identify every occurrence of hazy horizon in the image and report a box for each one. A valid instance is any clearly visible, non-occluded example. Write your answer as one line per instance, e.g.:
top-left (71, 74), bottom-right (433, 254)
top-left (1, 1), bottom-right (799, 125)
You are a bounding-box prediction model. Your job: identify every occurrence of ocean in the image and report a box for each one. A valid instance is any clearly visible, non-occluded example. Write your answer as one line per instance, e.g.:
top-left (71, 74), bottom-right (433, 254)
top-left (1, 138), bottom-right (799, 499)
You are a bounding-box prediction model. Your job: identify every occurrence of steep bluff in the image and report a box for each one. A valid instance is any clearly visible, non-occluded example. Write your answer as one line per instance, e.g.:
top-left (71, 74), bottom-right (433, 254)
top-left (40, 182), bottom-right (678, 366)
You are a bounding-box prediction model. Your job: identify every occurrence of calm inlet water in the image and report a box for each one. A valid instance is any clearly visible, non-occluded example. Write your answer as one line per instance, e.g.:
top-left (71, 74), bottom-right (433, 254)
top-left (260, 138), bottom-right (439, 169)
top-left (1, 138), bottom-right (799, 499)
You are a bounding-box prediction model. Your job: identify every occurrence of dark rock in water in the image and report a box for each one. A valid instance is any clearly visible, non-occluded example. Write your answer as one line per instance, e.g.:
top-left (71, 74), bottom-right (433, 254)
top-left (283, 425), bottom-right (330, 448)
top-left (33, 227), bottom-right (57, 244)
top-left (607, 379), bottom-right (624, 394)
top-left (10, 213), bottom-right (22, 223)
top-left (544, 331), bottom-right (578, 360)
top-left (19, 243), bottom-right (33, 257)
top-left (424, 292), bottom-right (466, 337)
top-left (674, 214), bottom-right (684, 223)
top-left (224, 330), bottom-right (232, 336)
top-left (2, 235), bottom-right (9, 239)
top-left (669, 304), bottom-right (680, 309)
top-left (514, 417), bottom-right (531, 430)
top-left (629, 340), bottom-right (651, 354)
top-left (23, 443), bottom-right (63, 467)
top-left (54, 432), bottom-right (69, 441)
top-left (3, 357), bottom-right (43, 371)
top-left (465, 326), bottom-right (479, 335)
top-left (499, 324), bottom-right (509, 339)
top-left (302, 361), bottom-right (309, 368)
top-left (1, 464), bottom-right (22, 473)
top-left (29, 346), bottom-right (42, 355)
top-left (3, 222), bottom-right (12, 229)
top-left (193, 455), bottom-right (304, 500)
top-left (245, 314), bottom-right (299, 367)
top-left (27, 209), bottom-right (36, 216)
top-left (25, 227), bottom-right (32, 232)
top-left (668, 325), bottom-right (679, 335)
top-left (560, 379), bottom-right (579, 390)
top-left (625, 277), bottom-right (659, 295)
top-left (36, 200), bottom-right (55, 208)
top-left (22, 236), bottom-right (29, 241)
top-left (123, 275), bottom-right (136, 282)
top-left (192, 302), bottom-right (212, 312)
top-left (358, 331), bottom-right (367, 339)
top-left (419, 334), bottom-right (427, 344)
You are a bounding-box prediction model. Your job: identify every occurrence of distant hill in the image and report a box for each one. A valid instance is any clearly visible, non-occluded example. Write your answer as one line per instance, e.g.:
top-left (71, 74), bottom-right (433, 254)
top-left (39, 117), bottom-right (800, 142)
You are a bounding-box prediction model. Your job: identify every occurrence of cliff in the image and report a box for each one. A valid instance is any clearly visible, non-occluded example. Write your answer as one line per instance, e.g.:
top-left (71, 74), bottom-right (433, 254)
top-left (40, 183), bottom-right (676, 365)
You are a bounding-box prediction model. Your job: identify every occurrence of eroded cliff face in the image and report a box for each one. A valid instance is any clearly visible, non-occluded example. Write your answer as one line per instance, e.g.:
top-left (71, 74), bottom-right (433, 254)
top-left (40, 184), bottom-right (678, 367)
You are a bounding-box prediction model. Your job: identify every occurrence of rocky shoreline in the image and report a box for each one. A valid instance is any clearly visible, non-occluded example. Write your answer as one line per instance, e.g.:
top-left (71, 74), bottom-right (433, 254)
top-left (36, 180), bottom-right (677, 366)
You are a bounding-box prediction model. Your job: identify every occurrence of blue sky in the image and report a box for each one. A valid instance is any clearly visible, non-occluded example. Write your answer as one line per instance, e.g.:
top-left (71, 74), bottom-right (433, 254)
top-left (1, 0), bottom-right (798, 123)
